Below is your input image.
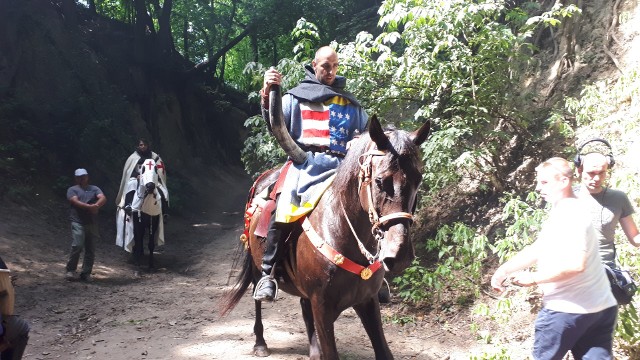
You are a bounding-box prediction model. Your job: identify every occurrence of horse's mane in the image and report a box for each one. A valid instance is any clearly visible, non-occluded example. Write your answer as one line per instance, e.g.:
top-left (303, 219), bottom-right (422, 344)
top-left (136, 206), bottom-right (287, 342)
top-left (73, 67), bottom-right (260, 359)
top-left (333, 126), bottom-right (423, 216)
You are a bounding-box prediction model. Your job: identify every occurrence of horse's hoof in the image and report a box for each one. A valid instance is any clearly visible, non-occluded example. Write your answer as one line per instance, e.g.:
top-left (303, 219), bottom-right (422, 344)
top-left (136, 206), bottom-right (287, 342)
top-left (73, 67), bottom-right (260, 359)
top-left (253, 345), bottom-right (270, 357)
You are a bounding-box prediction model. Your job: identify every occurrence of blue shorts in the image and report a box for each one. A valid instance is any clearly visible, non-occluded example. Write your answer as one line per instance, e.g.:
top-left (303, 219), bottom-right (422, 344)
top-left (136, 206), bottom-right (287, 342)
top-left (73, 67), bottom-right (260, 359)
top-left (533, 306), bottom-right (617, 360)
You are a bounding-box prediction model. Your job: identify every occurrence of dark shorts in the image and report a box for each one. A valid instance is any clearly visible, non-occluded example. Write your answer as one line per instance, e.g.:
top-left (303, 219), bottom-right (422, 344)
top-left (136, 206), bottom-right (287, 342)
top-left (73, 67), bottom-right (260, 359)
top-left (533, 305), bottom-right (618, 360)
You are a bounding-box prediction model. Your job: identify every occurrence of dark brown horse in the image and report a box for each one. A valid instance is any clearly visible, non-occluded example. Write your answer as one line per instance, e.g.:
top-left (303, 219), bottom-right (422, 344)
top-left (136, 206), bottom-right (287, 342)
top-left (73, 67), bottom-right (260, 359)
top-left (222, 88), bottom-right (430, 359)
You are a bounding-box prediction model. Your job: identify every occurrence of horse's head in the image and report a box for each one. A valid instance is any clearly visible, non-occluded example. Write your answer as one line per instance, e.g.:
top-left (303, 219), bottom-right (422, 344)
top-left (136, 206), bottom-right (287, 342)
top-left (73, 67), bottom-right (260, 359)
top-left (138, 158), bottom-right (159, 195)
top-left (337, 116), bottom-right (430, 275)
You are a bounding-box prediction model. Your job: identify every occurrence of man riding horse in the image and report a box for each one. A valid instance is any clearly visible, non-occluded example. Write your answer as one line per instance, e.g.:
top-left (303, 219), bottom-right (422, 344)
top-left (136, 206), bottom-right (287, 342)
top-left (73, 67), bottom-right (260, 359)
top-left (116, 138), bottom-right (168, 217)
top-left (254, 46), bottom-right (370, 301)
top-left (115, 139), bottom-right (169, 262)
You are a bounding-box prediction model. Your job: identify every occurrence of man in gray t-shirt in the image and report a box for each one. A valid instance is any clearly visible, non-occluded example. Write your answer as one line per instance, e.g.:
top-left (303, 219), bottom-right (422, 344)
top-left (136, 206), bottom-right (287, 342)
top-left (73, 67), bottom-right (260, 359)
top-left (576, 152), bottom-right (640, 267)
top-left (65, 168), bottom-right (106, 282)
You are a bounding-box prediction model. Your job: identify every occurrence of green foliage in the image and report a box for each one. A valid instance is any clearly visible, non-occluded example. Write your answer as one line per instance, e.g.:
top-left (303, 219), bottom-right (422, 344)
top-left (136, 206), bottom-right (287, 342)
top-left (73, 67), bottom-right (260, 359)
top-left (544, 111), bottom-right (575, 139)
top-left (338, 0), bottom-right (579, 194)
top-left (393, 260), bottom-right (436, 304)
top-left (565, 69), bottom-right (640, 128)
top-left (291, 18), bottom-right (320, 63)
top-left (385, 314), bottom-right (416, 326)
top-left (617, 303), bottom-right (640, 358)
top-left (240, 115), bottom-right (287, 177)
top-left (473, 297), bottom-right (514, 326)
top-left (93, 0), bottom-right (133, 22)
top-left (491, 191), bottom-right (546, 262)
top-left (469, 347), bottom-right (512, 360)
top-left (239, 2), bottom-right (578, 190)
top-left (394, 222), bottom-right (488, 305)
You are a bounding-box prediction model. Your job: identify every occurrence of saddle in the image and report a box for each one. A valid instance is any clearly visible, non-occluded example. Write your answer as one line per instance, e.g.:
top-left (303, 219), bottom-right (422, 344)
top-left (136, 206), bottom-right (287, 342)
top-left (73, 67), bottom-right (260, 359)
top-left (240, 161), bottom-right (292, 248)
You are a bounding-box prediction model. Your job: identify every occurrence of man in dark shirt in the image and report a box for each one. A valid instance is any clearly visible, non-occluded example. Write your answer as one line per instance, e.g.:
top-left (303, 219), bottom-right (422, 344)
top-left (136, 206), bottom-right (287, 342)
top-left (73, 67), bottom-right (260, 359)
top-left (65, 169), bottom-right (106, 282)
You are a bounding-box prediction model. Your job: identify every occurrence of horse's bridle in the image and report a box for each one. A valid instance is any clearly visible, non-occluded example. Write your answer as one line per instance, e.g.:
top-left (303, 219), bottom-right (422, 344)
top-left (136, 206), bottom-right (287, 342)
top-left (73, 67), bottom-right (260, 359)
top-left (340, 144), bottom-right (415, 264)
top-left (358, 146), bottom-right (415, 229)
top-left (300, 142), bottom-right (417, 280)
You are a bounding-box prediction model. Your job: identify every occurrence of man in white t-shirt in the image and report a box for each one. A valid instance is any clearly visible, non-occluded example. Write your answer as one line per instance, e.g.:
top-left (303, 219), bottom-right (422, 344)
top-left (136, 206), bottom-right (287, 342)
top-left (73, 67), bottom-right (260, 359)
top-left (491, 157), bottom-right (617, 360)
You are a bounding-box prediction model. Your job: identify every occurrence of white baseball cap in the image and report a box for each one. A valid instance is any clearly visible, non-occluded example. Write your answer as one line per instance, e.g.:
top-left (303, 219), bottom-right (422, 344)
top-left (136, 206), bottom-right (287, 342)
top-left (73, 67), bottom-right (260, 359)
top-left (74, 168), bottom-right (89, 177)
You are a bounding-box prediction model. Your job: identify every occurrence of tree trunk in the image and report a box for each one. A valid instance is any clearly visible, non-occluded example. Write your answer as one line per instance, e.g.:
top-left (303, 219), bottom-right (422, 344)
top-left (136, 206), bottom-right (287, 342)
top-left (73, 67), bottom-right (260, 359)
top-left (133, 0), bottom-right (155, 63)
top-left (183, 19), bottom-right (189, 60)
top-left (156, 0), bottom-right (175, 57)
top-left (556, 0), bottom-right (582, 66)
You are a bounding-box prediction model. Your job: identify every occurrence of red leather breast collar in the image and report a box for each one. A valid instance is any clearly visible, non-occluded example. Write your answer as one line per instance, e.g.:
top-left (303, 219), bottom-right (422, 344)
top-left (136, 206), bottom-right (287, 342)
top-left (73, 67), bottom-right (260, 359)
top-left (301, 217), bottom-right (382, 280)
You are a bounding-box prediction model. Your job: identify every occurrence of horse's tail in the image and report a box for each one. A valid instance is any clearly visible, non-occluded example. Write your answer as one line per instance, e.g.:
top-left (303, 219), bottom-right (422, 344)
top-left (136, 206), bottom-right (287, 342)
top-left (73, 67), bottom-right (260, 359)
top-left (219, 248), bottom-right (255, 317)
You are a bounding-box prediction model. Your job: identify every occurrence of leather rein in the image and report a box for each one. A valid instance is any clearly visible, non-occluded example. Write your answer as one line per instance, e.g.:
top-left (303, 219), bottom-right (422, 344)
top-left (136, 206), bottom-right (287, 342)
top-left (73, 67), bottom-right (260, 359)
top-left (302, 144), bottom-right (414, 280)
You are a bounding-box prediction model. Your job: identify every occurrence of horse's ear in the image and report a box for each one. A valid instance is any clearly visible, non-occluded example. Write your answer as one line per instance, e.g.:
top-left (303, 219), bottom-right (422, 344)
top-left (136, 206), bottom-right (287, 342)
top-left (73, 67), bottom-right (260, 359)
top-left (368, 115), bottom-right (390, 150)
top-left (411, 120), bottom-right (431, 146)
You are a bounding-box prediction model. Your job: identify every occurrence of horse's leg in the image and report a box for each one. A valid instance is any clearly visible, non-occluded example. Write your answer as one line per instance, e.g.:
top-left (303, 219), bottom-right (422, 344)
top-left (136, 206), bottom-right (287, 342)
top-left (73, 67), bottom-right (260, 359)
top-left (253, 299), bottom-right (269, 357)
top-left (300, 298), bottom-right (321, 359)
top-left (148, 214), bottom-right (159, 270)
top-left (309, 297), bottom-right (339, 360)
top-left (353, 298), bottom-right (393, 360)
top-left (132, 213), bottom-right (144, 266)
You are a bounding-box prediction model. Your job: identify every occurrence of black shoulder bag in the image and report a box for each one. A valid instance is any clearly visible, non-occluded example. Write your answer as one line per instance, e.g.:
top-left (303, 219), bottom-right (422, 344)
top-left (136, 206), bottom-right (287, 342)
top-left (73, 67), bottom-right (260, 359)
top-left (604, 264), bottom-right (637, 305)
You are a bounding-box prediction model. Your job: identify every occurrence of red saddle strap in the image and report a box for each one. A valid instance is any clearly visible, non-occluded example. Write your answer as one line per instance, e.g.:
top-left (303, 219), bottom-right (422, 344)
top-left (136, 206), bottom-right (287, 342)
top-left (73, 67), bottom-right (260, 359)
top-left (269, 160), bottom-right (293, 200)
top-left (301, 217), bottom-right (383, 280)
top-left (240, 161), bottom-right (295, 248)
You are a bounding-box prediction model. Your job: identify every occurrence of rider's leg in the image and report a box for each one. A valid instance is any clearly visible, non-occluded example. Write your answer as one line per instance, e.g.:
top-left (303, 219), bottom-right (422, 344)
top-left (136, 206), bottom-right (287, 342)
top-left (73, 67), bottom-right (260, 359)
top-left (254, 209), bottom-right (293, 301)
top-left (132, 213), bottom-right (145, 266)
top-left (158, 188), bottom-right (169, 223)
top-left (123, 191), bottom-right (134, 213)
top-left (148, 215), bottom-right (160, 269)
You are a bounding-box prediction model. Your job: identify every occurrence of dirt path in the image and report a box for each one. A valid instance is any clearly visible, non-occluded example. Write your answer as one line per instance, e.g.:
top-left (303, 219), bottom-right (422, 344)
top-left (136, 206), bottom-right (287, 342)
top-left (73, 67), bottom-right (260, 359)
top-left (0, 168), bottom-right (483, 360)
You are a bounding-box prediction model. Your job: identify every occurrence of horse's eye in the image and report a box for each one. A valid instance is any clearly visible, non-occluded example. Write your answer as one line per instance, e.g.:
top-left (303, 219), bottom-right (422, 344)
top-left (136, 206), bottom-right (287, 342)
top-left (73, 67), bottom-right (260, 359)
top-left (375, 176), bottom-right (395, 196)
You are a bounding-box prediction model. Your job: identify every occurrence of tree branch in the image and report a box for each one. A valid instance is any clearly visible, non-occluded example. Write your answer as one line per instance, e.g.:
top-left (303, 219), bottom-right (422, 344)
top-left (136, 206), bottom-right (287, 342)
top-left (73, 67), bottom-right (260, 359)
top-left (190, 23), bottom-right (256, 75)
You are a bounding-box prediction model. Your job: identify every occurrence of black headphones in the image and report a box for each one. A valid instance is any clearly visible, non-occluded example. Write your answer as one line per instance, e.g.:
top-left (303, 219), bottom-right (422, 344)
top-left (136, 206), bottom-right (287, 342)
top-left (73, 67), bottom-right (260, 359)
top-left (573, 138), bottom-right (615, 169)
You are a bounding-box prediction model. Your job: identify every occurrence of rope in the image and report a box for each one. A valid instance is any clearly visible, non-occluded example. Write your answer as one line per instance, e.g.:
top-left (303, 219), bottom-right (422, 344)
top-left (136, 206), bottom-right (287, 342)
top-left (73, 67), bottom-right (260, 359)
top-left (340, 200), bottom-right (379, 263)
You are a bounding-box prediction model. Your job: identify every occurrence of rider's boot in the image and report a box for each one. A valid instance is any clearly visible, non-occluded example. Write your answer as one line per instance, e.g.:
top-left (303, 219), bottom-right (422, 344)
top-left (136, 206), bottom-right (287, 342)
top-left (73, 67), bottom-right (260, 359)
top-left (253, 218), bottom-right (291, 302)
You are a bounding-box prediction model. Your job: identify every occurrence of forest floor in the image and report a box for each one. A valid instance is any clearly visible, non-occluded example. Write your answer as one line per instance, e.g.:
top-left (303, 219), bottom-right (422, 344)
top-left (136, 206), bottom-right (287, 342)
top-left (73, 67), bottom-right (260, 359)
top-left (0, 166), bottom-right (535, 360)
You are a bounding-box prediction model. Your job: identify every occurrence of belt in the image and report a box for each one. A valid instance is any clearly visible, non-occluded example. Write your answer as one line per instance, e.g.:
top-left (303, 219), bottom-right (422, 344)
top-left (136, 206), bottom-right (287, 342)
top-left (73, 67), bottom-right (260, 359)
top-left (304, 145), bottom-right (345, 158)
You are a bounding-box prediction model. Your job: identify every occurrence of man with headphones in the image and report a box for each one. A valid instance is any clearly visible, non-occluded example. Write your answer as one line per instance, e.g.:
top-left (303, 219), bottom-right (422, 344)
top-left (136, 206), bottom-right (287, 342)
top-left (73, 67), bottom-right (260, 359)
top-left (574, 138), bottom-right (640, 269)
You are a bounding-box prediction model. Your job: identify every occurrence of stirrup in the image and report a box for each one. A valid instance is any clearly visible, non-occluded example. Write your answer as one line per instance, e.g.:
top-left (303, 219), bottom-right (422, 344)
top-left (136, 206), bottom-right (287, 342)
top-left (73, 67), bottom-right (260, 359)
top-left (253, 276), bottom-right (279, 301)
